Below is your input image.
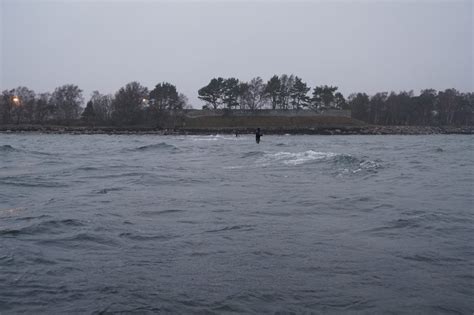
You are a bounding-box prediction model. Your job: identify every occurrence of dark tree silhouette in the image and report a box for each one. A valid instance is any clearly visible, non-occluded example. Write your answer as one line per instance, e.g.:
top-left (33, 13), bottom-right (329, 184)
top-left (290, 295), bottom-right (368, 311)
top-left (89, 91), bottom-right (113, 123)
top-left (111, 81), bottom-right (148, 125)
top-left (334, 92), bottom-right (348, 109)
top-left (33, 93), bottom-right (53, 123)
top-left (239, 77), bottom-right (268, 110)
top-left (311, 85), bottom-right (338, 110)
top-left (50, 84), bottom-right (83, 122)
top-left (222, 78), bottom-right (240, 109)
top-left (348, 92), bottom-right (370, 121)
top-left (81, 100), bottom-right (96, 124)
top-left (277, 74), bottom-right (294, 110)
top-left (289, 76), bottom-right (310, 109)
top-left (149, 82), bottom-right (180, 111)
top-left (264, 75), bottom-right (281, 110)
top-left (198, 78), bottom-right (225, 110)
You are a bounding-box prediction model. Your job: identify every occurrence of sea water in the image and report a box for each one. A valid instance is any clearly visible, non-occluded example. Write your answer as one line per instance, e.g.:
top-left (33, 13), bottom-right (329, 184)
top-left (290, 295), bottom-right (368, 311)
top-left (0, 134), bottom-right (472, 313)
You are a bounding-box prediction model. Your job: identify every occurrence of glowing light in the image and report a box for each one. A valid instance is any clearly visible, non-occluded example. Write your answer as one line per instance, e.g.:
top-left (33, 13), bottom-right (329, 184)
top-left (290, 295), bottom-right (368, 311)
top-left (12, 96), bottom-right (21, 106)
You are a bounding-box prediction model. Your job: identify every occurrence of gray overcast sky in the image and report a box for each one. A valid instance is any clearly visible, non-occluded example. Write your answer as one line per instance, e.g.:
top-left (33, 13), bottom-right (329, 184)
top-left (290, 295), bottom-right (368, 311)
top-left (1, 0), bottom-right (473, 107)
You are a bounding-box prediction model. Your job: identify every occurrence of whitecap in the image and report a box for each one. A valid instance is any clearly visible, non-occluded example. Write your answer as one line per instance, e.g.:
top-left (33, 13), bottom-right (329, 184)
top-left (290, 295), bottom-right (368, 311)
top-left (257, 150), bottom-right (337, 166)
top-left (191, 135), bottom-right (248, 141)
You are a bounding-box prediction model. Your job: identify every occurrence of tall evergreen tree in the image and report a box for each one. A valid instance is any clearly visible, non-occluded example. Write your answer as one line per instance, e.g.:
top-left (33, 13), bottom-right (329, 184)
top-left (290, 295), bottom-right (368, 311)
top-left (311, 85), bottom-right (338, 110)
top-left (222, 78), bottom-right (240, 109)
top-left (264, 75), bottom-right (281, 110)
top-left (437, 88), bottom-right (461, 125)
top-left (369, 92), bottom-right (388, 124)
top-left (348, 92), bottom-right (370, 121)
top-left (149, 82), bottom-right (180, 110)
top-left (198, 78), bottom-right (225, 109)
top-left (81, 100), bottom-right (96, 123)
top-left (334, 92), bottom-right (347, 109)
top-left (289, 76), bottom-right (310, 109)
top-left (416, 89), bottom-right (437, 125)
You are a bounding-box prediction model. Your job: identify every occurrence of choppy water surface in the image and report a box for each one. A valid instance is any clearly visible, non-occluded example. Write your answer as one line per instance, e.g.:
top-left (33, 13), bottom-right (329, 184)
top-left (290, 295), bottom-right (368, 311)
top-left (0, 134), bottom-right (472, 313)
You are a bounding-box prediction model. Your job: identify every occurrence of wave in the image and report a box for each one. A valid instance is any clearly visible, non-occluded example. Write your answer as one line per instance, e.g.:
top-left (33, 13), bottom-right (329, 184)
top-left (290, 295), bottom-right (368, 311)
top-left (333, 154), bottom-right (383, 174)
top-left (257, 150), bottom-right (337, 166)
top-left (77, 166), bottom-right (99, 171)
top-left (248, 150), bottom-right (383, 175)
top-left (205, 224), bottom-right (254, 233)
top-left (0, 144), bottom-right (18, 152)
top-left (190, 135), bottom-right (222, 141)
top-left (140, 209), bottom-right (185, 216)
top-left (0, 145), bottom-right (54, 157)
top-left (191, 135), bottom-right (246, 141)
top-left (95, 187), bottom-right (123, 194)
top-left (135, 142), bottom-right (178, 151)
top-left (241, 151), bottom-right (265, 158)
top-left (38, 233), bottom-right (120, 248)
top-left (333, 154), bottom-right (359, 164)
top-left (28, 150), bottom-right (54, 156)
top-left (119, 232), bottom-right (176, 241)
top-left (0, 176), bottom-right (67, 188)
top-left (0, 219), bottom-right (85, 237)
top-left (121, 142), bottom-right (179, 152)
top-left (85, 172), bottom-right (148, 180)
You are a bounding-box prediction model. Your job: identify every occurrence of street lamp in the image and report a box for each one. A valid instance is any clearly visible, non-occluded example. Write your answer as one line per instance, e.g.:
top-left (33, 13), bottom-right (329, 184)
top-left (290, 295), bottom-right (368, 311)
top-left (12, 96), bottom-right (22, 124)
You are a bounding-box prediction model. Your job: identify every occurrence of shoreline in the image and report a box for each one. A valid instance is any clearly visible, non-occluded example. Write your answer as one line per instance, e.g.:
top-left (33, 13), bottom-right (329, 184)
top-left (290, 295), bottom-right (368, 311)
top-left (0, 125), bottom-right (472, 135)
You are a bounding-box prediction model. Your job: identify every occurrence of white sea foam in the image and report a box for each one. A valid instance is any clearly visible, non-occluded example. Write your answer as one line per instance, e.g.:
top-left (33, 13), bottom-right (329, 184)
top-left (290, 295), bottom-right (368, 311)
top-left (258, 150), bottom-right (338, 166)
top-left (190, 135), bottom-right (248, 141)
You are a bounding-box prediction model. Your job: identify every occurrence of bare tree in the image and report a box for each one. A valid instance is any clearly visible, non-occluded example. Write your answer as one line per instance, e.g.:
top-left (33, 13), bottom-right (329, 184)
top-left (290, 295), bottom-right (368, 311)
top-left (90, 91), bottom-right (113, 123)
top-left (50, 84), bottom-right (84, 122)
top-left (0, 90), bottom-right (14, 124)
top-left (34, 92), bottom-right (53, 123)
top-left (278, 74), bottom-right (295, 110)
top-left (239, 77), bottom-right (268, 110)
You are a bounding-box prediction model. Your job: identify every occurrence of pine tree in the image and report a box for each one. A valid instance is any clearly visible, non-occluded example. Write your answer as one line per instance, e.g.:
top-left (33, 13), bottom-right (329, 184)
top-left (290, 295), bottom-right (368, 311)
top-left (198, 78), bottom-right (225, 110)
top-left (222, 78), bottom-right (240, 109)
top-left (289, 76), bottom-right (310, 109)
top-left (81, 100), bottom-right (96, 123)
top-left (264, 75), bottom-right (281, 110)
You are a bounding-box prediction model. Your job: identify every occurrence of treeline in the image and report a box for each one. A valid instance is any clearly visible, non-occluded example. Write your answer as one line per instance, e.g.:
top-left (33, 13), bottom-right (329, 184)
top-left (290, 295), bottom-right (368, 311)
top-left (349, 89), bottom-right (473, 125)
top-left (1, 75), bottom-right (472, 126)
top-left (198, 75), bottom-right (347, 111)
top-left (198, 75), bottom-right (473, 125)
top-left (0, 82), bottom-right (189, 126)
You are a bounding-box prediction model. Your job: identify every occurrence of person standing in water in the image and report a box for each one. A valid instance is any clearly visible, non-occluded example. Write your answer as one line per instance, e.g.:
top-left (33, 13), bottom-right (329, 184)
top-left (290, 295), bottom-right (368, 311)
top-left (255, 128), bottom-right (262, 144)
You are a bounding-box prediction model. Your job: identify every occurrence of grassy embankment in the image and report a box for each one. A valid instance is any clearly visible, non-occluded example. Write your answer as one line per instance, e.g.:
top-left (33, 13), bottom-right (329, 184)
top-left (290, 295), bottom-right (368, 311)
top-left (0, 114), bottom-right (472, 134)
top-left (182, 114), bottom-right (364, 133)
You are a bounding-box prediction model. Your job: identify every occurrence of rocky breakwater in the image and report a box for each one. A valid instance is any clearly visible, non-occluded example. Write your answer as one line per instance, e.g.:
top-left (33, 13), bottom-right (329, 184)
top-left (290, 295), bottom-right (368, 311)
top-left (0, 124), bottom-right (472, 135)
